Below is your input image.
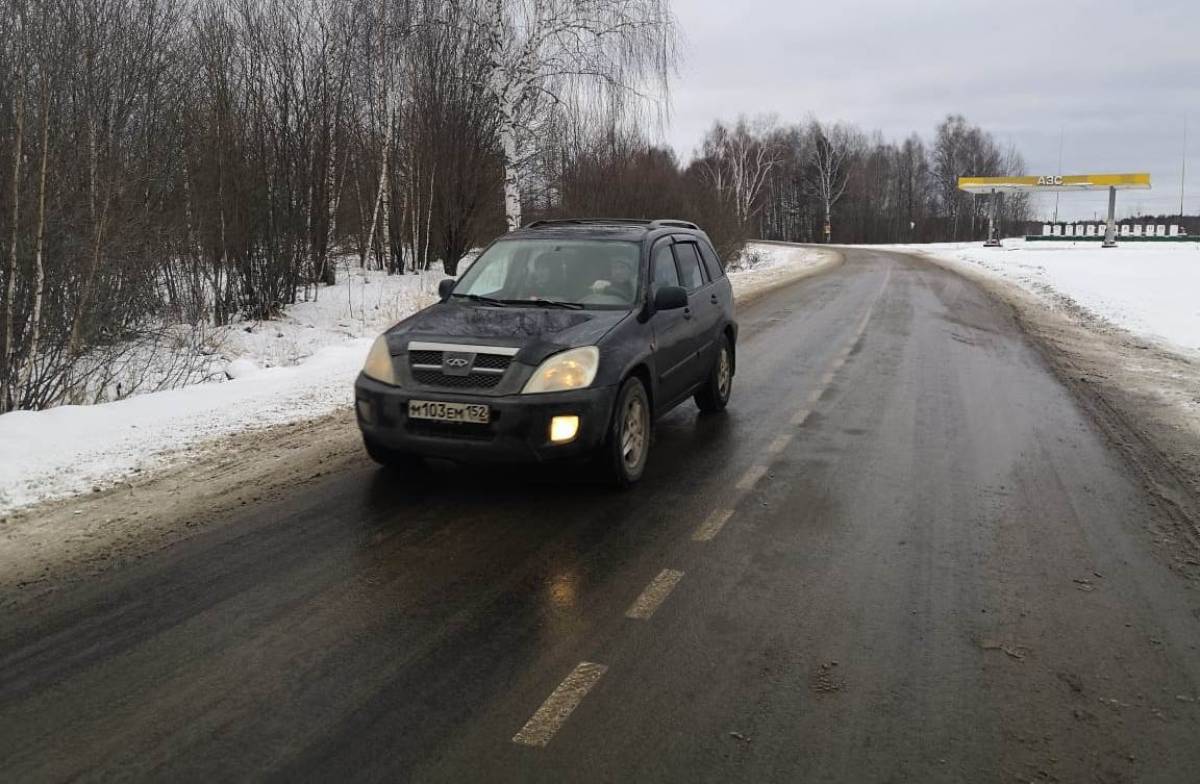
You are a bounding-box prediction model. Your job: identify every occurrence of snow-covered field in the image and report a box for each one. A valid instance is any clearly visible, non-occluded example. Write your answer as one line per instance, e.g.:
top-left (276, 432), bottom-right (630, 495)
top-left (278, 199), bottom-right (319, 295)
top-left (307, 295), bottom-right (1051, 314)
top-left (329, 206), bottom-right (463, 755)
top-left (891, 239), bottom-right (1200, 352)
top-left (0, 242), bottom-right (829, 514)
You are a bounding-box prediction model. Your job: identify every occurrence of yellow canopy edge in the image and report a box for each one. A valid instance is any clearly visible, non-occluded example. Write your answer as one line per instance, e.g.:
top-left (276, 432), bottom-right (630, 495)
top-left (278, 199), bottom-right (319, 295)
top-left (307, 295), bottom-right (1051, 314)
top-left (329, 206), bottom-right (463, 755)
top-left (958, 172), bottom-right (1151, 193)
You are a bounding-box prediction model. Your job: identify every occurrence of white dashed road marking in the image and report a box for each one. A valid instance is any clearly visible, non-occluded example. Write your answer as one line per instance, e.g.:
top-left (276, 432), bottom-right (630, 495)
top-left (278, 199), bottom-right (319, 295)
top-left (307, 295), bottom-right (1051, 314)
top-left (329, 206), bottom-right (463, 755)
top-left (791, 408), bottom-right (811, 426)
top-left (693, 508), bottom-right (735, 542)
top-left (513, 662), bottom-right (609, 747)
top-left (767, 434), bottom-right (792, 455)
top-left (625, 569), bottom-right (685, 620)
top-left (736, 464), bottom-right (769, 490)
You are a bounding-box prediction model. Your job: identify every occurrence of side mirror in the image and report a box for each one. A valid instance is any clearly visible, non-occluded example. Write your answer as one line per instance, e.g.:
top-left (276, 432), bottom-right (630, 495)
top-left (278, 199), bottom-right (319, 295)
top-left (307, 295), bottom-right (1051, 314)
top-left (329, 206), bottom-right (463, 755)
top-left (653, 285), bottom-right (688, 311)
top-left (438, 278), bottom-right (456, 302)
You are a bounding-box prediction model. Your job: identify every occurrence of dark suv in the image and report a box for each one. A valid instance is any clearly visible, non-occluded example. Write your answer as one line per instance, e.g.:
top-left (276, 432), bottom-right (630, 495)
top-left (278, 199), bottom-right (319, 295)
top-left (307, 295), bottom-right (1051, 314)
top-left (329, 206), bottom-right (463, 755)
top-left (354, 219), bottom-right (737, 485)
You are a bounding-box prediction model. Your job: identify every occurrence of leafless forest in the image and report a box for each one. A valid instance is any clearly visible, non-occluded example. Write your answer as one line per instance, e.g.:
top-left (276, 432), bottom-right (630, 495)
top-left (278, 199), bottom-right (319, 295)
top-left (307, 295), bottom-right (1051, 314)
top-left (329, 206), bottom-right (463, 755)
top-left (0, 0), bottom-right (1027, 412)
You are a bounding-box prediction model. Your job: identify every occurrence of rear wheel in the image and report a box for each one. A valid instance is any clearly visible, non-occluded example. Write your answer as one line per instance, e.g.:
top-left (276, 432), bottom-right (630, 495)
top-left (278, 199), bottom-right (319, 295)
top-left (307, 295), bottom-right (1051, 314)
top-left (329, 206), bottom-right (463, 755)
top-left (694, 334), bottom-right (733, 413)
top-left (363, 436), bottom-right (425, 472)
top-left (604, 376), bottom-right (651, 486)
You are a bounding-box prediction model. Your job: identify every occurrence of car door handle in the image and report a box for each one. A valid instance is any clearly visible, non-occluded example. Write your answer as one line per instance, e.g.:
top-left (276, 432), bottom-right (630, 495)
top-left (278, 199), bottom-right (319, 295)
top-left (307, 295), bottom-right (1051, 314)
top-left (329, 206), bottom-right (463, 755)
top-left (683, 307), bottom-right (692, 320)
top-left (710, 294), bottom-right (719, 305)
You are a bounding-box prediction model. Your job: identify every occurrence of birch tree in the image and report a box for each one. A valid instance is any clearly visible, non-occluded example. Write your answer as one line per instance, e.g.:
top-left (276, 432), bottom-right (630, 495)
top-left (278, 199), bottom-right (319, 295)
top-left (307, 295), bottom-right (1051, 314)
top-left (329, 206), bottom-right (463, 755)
top-left (462, 0), bottom-right (678, 231)
top-left (1, 1), bottom-right (24, 409)
top-left (806, 120), bottom-right (861, 243)
top-left (698, 118), bottom-right (778, 228)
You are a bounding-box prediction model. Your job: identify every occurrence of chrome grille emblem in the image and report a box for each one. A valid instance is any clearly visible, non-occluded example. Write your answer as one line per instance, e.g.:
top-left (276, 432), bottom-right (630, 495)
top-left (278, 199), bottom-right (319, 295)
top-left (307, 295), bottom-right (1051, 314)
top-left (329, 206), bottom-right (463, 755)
top-left (442, 352), bottom-right (475, 376)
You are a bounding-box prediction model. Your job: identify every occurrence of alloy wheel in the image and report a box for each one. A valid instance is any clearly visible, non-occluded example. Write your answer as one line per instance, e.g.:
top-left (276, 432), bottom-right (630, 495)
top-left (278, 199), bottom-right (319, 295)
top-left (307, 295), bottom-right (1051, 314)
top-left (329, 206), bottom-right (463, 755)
top-left (620, 394), bottom-right (647, 470)
top-left (717, 346), bottom-right (732, 400)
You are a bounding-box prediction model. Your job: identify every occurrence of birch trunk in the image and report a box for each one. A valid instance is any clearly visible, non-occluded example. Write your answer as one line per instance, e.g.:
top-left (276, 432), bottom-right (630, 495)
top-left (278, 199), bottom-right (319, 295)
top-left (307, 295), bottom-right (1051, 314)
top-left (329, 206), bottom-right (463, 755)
top-left (364, 106), bottom-right (393, 271)
top-left (2, 89), bottom-right (23, 410)
top-left (321, 135), bottom-right (342, 286)
top-left (68, 115), bottom-right (102, 358)
top-left (20, 87), bottom-right (50, 406)
top-left (423, 158), bottom-right (435, 271)
top-left (379, 120), bottom-right (393, 272)
top-left (499, 115), bottom-right (522, 232)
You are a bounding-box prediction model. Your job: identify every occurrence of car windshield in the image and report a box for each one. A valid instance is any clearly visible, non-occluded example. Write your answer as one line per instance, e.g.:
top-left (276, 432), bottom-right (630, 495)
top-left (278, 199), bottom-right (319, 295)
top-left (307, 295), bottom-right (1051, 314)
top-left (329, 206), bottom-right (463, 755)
top-left (452, 239), bottom-right (640, 309)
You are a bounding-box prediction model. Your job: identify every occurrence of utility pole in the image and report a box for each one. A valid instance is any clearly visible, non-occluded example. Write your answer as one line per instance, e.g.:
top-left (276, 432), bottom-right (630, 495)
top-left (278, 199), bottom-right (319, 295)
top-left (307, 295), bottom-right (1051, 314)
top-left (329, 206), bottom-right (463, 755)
top-left (1052, 126), bottom-right (1064, 224)
top-left (1181, 116), bottom-right (1188, 222)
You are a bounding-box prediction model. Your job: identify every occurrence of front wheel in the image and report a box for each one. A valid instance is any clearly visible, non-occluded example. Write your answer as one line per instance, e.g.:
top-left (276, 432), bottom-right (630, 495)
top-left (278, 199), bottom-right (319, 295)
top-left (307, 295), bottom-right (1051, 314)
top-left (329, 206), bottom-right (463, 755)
top-left (604, 376), bottom-right (651, 487)
top-left (694, 335), bottom-right (733, 413)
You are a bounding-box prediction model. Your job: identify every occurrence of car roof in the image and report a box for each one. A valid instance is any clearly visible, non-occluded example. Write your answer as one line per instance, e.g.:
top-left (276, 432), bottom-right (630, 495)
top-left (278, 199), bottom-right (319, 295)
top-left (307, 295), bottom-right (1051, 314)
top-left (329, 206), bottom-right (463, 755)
top-left (506, 219), bottom-right (707, 243)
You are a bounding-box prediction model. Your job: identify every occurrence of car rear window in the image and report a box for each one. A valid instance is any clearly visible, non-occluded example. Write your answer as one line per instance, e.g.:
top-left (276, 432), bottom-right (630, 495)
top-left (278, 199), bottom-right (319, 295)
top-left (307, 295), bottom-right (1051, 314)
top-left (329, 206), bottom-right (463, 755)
top-left (674, 243), bottom-right (706, 291)
top-left (698, 240), bottom-right (725, 280)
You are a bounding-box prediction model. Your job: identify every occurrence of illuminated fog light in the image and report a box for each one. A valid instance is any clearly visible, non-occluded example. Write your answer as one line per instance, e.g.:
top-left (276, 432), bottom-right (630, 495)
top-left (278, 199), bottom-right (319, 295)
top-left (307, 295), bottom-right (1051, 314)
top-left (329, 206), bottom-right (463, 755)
top-left (549, 415), bottom-right (580, 444)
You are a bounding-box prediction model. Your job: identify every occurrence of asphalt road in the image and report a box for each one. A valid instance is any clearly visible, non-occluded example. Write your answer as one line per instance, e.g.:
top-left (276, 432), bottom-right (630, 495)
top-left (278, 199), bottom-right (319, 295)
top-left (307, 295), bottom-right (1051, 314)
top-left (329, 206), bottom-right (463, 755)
top-left (3, 248), bottom-right (1200, 783)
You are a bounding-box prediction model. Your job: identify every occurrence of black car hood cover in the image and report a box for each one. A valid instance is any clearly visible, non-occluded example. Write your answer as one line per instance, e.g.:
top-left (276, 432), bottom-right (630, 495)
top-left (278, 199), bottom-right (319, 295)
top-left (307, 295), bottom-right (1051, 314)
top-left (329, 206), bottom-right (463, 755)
top-left (386, 303), bottom-right (628, 357)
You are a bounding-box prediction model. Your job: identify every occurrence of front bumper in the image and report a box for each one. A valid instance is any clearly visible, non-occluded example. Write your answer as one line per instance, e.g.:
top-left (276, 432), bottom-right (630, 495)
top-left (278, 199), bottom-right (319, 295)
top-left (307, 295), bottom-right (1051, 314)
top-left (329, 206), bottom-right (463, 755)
top-left (354, 373), bottom-right (617, 462)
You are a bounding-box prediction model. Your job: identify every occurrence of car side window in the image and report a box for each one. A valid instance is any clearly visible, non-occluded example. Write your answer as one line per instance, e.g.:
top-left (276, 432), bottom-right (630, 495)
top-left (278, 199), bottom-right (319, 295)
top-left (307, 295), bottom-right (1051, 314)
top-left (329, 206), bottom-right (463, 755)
top-left (652, 243), bottom-right (680, 288)
top-left (674, 243), bottom-right (706, 291)
top-left (698, 240), bottom-right (725, 280)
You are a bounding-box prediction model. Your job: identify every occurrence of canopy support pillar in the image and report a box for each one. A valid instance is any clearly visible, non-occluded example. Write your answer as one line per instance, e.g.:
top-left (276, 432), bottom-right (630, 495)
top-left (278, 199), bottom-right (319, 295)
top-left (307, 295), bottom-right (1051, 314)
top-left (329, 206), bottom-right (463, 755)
top-left (984, 189), bottom-right (1001, 247)
top-left (1103, 186), bottom-right (1117, 248)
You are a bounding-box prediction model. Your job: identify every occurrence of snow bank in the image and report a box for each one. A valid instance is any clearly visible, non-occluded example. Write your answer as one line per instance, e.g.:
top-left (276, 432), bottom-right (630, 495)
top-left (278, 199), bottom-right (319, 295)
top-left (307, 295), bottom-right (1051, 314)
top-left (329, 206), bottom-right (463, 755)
top-left (216, 261), bottom-right (447, 376)
top-left (893, 239), bottom-right (1200, 352)
top-left (728, 242), bottom-right (839, 302)
top-left (1, 263), bottom-right (447, 513)
top-left (0, 241), bottom-right (830, 514)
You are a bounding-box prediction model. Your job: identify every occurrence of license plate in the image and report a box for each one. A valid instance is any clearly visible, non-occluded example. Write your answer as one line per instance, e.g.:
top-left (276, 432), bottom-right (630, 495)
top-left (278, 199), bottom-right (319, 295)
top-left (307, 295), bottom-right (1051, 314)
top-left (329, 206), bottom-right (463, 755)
top-left (408, 399), bottom-right (490, 424)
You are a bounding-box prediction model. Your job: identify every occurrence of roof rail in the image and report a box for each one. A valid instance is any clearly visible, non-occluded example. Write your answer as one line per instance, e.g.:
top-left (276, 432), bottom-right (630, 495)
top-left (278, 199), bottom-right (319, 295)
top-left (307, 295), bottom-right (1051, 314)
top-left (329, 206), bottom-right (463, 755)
top-left (522, 218), bottom-right (701, 231)
top-left (523, 218), bottom-right (652, 229)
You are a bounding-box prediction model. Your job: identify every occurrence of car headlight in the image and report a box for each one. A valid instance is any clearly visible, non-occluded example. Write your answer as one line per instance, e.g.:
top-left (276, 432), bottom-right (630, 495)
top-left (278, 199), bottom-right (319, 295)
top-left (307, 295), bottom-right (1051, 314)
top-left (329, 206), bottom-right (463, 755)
top-left (522, 346), bottom-right (599, 394)
top-left (362, 335), bottom-right (397, 385)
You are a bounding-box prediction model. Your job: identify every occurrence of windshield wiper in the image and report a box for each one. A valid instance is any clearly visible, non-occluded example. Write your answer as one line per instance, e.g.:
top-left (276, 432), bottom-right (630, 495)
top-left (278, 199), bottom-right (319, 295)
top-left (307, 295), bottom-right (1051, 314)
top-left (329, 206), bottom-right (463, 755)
top-left (451, 292), bottom-right (507, 307)
top-left (508, 297), bottom-right (584, 310)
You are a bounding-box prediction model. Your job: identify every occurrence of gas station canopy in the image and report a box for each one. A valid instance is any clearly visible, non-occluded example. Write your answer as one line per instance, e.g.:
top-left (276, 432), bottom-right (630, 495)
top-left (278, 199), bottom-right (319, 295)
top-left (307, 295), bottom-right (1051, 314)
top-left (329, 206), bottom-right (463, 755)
top-left (957, 172), bottom-right (1150, 193)
top-left (957, 172), bottom-right (1152, 247)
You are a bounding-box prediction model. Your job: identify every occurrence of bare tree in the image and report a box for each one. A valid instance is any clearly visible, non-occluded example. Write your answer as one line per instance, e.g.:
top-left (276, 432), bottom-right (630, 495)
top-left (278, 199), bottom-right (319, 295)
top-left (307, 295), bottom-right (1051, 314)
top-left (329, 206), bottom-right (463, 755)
top-left (461, 0), bottom-right (678, 231)
top-left (806, 120), bottom-right (860, 243)
top-left (698, 118), bottom-right (778, 229)
top-left (1, 1), bottom-right (24, 409)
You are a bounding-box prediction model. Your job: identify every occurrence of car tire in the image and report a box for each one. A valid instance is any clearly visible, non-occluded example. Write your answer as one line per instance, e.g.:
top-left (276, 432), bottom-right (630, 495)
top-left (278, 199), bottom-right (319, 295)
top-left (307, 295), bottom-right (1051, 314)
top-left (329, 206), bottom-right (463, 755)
top-left (363, 436), bottom-right (425, 472)
top-left (604, 376), bottom-right (651, 487)
top-left (694, 334), bottom-right (733, 413)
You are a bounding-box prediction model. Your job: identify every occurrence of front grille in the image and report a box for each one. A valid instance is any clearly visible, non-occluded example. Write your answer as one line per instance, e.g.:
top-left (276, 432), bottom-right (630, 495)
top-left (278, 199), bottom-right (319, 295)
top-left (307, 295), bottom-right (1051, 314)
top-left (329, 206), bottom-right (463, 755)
top-left (412, 369), bottom-right (503, 389)
top-left (409, 350), bottom-right (442, 366)
top-left (473, 354), bottom-right (510, 370)
top-left (407, 348), bottom-right (514, 390)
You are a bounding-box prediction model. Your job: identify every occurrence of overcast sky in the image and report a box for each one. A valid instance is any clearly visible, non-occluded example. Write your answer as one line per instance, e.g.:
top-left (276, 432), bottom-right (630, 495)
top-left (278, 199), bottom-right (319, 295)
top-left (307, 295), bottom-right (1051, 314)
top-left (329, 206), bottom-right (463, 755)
top-left (664, 0), bottom-right (1200, 221)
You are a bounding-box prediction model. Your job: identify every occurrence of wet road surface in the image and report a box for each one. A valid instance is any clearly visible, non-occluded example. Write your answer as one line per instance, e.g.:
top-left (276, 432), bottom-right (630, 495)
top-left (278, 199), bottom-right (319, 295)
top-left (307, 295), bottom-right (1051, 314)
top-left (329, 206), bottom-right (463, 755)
top-left (3, 248), bottom-right (1200, 783)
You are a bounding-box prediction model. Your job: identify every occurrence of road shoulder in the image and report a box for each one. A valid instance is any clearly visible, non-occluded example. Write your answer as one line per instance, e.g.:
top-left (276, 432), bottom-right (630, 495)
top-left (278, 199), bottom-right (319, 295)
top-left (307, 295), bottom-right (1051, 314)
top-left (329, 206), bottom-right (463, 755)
top-left (905, 247), bottom-right (1200, 552)
top-left (0, 410), bottom-right (364, 609)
